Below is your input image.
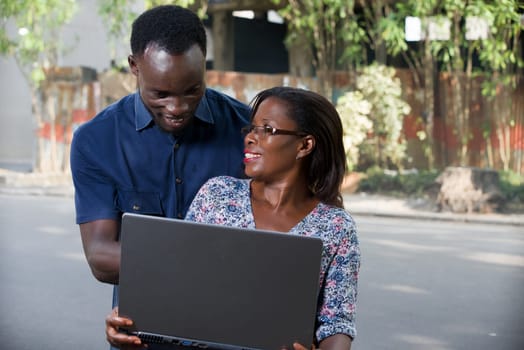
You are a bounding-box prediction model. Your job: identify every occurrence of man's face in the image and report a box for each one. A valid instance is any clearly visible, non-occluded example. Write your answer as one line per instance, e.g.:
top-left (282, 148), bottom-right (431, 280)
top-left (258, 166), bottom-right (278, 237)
top-left (129, 43), bottom-right (206, 135)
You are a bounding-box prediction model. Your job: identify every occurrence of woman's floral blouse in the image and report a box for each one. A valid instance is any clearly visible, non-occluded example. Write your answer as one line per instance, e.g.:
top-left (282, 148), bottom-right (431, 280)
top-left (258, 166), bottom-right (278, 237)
top-left (186, 176), bottom-right (360, 342)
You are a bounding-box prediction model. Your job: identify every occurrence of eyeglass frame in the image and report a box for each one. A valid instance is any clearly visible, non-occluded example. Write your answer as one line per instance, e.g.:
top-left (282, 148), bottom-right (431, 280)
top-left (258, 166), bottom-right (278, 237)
top-left (241, 124), bottom-right (307, 137)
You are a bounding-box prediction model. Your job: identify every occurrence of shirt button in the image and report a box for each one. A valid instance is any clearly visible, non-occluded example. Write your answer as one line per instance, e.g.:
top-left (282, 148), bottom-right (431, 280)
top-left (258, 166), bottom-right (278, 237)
top-left (132, 204), bottom-right (140, 211)
top-left (175, 177), bottom-right (183, 184)
top-left (174, 143), bottom-right (180, 150)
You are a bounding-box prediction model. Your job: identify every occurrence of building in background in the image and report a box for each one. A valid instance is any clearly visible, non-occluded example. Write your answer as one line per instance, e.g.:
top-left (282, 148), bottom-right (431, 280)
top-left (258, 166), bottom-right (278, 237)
top-left (0, 0), bottom-right (288, 169)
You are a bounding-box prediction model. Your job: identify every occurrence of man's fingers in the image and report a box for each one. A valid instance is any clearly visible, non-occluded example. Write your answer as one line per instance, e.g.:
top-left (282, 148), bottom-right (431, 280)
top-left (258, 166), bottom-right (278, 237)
top-left (105, 309), bottom-right (133, 328)
top-left (106, 325), bottom-right (143, 348)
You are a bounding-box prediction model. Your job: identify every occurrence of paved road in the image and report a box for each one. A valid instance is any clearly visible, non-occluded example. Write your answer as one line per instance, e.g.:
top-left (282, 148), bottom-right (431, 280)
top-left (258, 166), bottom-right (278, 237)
top-left (352, 216), bottom-right (524, 350)
top-left (0, 194), bottom-right (112, 350)
top-left (1, 194), bottom-right (523, 350)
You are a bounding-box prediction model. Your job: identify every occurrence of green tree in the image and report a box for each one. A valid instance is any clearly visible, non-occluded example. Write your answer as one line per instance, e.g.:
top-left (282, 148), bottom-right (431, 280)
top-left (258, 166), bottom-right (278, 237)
top-left (379, 0), bottom-right (523, 168)
top-left (355, 64), bottom-right (411, 169)
top-left (378, 0), bottom-right (442, 170)
top-left (0, 0), bottom-right (77, 172)
top-left (355, 0), bottom-right (392, 65)
top-left (272, 0), bottom-right (364, 99)
top-left (470, 1), bottom-right (523, 172)
top-left (336, 90), bottom-right (372, 172)
top-left (96, 0), bottom-right (138, 67)
top-left (433, 0), bottom-right (522, 168)
top-left (97, 0), bottom-right (208, 69)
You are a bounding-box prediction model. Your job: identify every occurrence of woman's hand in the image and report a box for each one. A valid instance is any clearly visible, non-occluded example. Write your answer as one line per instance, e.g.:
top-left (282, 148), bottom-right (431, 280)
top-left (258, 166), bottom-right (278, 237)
top-left (105, 307), bottom-right (146, 349)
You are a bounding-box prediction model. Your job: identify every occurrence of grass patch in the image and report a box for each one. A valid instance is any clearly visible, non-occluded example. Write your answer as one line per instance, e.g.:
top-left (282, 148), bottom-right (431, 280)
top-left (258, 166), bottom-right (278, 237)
top-left (499, 170), bottom-right (524, 203)
top-left (358, 167), bottom-right (524, 200)
top-left (356, 167), bottom-right (524, 213)
top-left (357, 166), bottom-right (439, 198)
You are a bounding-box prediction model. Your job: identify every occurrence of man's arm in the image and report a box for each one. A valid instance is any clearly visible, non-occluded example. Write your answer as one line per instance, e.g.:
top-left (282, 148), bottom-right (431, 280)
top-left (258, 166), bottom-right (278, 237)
top-left (79, 219), bottom-right (121, 284)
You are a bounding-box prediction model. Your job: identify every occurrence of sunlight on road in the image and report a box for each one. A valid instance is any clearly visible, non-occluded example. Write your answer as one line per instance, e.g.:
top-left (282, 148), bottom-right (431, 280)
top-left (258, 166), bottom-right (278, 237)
top-left (38, 226), bottom-right (68, 235)
top-left (462, 252), bottom-right (524, 267)
top-left (395, 334), bottom-right (450, 349)
top-left (59, 252), bottom-right (86, 261)
top-left (367, 238), bottom-right (456, 252)
top-left (381, 284), bottom-right (430, 295)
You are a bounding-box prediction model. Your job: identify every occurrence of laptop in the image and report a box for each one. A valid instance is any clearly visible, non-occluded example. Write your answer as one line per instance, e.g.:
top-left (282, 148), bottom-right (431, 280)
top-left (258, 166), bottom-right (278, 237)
top-left (118, 212), bottom-right (324, 350)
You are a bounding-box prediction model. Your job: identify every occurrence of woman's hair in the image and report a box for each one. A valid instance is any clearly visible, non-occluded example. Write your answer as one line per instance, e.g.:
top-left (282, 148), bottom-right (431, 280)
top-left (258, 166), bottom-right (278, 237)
top-left (250, 87), bottom-right (347, 208)
top-left (130, 5), bottom-right (206, 57)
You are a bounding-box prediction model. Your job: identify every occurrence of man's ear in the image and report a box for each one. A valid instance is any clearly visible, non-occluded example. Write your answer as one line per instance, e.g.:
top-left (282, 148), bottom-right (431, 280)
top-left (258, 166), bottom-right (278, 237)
top-left (296, 135), bottom-right (316, 160)
top-left (128, 55), bottom-right (139, 76)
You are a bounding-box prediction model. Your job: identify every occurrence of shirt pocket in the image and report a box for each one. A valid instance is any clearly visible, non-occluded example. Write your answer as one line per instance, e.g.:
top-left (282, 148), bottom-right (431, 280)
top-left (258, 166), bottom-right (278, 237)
top-left (116, 190), bottom-right (164, 216)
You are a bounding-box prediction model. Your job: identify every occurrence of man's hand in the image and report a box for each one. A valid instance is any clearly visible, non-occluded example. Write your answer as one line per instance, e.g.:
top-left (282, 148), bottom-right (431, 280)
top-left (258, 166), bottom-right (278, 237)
top-left (105, 307), bottom-right (146, 349)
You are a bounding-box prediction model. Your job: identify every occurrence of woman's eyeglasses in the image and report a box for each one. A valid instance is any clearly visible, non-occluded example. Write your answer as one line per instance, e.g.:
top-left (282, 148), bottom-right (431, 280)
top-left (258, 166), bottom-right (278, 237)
top-left (241, 124), bottom-right (306, 137)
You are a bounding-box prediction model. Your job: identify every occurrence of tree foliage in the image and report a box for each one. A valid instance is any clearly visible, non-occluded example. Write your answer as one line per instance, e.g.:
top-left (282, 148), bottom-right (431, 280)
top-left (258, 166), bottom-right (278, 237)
top-left (0, 0), bottom-right (78, 172)
top-left (355, 64), bottom-right (411, 169)
top-left (272, 0), bottom-right (364, 98)
top-left (337, 64), bottom-right (411, 171)
top-left (96, 0), bottom-right (138, 66)
top-left (97, 0), bottom-right (208, 68)
top-left (377, 0), bottom-right (442, 170)
top-left (377, 0), bottom-right (523, 167)
top-left (336, 90), bottom-right (372, 172)
top-left (0, 0), bottom-right (77, 86)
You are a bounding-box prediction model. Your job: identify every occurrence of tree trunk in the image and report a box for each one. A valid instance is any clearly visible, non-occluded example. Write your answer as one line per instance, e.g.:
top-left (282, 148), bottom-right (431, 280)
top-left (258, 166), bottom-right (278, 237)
top-left (422, 41), bottom-right (435, 170)
top-left (212, 10), bottom-right (234, 71)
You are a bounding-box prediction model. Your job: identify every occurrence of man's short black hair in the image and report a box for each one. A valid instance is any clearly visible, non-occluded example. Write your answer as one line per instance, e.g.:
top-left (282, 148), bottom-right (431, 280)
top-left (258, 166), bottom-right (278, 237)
top-left (130, 5), bottom-right (206, 57)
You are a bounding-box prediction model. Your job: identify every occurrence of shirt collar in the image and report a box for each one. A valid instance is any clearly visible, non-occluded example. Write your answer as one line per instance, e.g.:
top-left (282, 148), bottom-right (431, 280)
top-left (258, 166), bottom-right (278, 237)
top-left (134, 90), bottom-right (214, 131)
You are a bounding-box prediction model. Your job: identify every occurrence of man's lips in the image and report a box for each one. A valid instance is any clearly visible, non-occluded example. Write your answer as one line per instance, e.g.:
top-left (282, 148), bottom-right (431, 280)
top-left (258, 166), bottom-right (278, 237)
top-left (159, 115), bottom-right (186, 127)
top-left (164, 115), bottom-right (184, 122)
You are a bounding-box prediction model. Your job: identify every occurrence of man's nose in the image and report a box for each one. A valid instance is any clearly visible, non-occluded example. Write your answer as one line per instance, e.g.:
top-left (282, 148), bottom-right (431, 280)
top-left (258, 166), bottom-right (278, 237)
top-left (166, 97), bottom-right (188, 114)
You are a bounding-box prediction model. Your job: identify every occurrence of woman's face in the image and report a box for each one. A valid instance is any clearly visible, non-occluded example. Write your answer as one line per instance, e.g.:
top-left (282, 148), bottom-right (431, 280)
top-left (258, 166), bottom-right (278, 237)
top-left (243, 97), bottom-right (305, 182)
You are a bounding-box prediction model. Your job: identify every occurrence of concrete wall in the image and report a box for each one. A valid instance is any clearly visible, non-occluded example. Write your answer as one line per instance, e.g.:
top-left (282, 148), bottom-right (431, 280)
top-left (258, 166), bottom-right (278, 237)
top-left (0, 0), bottom-right (132, 169)
top-left (0, 55), bottom-right (34, 169)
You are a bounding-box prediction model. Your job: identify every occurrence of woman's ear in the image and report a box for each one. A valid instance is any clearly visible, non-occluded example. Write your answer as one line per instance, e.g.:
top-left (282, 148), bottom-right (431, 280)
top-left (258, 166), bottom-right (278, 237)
top-left (296, 135), bottom-right (315, 160)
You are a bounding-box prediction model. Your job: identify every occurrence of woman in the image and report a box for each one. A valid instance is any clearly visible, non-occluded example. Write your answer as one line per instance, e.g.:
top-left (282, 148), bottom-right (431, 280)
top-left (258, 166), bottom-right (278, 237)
top-left (106, 87), bottom-right (360, 350)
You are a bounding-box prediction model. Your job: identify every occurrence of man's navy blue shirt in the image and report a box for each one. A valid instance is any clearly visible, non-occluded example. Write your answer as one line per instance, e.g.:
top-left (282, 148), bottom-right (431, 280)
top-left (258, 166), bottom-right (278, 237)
top-left (70, 89), bottom-right (250, 224)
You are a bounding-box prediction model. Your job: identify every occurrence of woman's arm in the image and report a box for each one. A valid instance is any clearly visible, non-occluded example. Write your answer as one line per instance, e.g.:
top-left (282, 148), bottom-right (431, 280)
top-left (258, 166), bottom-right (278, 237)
top-left (292, 334), bottom-right (352, 350)
top-left (318, 334), bottom-right (352, 350)
top-left (316, 222), bottom-right (360, 341)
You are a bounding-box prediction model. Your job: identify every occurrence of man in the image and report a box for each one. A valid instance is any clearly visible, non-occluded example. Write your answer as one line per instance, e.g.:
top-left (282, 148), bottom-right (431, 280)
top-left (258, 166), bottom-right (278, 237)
top-left (70, 5), bottom-right (250, 286)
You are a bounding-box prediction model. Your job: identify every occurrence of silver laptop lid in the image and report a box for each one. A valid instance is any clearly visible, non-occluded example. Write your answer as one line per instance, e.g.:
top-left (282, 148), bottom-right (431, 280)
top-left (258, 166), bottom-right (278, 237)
top-left (118, 213), bottom-right (323, 350)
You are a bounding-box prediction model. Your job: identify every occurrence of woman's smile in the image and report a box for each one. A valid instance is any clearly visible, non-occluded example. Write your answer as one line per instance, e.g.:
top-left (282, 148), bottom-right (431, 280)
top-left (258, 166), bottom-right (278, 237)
top-left (244, 151), bottom-right (261, 163)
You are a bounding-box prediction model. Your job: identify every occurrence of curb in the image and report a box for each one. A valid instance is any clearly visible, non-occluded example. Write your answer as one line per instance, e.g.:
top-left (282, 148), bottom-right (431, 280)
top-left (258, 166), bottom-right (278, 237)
top-left (347, 209), bottom-right (524, 227)
top-left (343, 194), bottom-right (524, 227)
top-left (0, 185), bottom-right (74, 197)
top-left (0, 169), bottom-right (74, 197)
top-left (1, 169), bottom-right (522, 227)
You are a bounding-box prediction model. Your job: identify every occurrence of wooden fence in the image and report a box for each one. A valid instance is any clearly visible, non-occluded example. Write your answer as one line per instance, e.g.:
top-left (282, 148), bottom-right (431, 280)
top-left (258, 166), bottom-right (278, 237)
top-left (37, 67), bottom-right (524, 174)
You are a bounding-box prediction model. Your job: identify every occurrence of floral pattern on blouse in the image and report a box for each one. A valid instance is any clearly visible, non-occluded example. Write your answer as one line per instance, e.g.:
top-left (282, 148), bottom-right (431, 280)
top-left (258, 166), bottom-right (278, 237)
top-left (185, 176), bottom-right (360, 342)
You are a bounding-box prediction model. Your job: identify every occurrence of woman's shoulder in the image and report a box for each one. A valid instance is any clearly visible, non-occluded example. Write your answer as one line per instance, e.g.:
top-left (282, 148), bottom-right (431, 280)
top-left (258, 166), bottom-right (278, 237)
top-left (202, 176), bottom-right (250, 192)
top-left (317, 203), bottom-right (355, 222)
top-left (312, 203), bottom-right (357, 235)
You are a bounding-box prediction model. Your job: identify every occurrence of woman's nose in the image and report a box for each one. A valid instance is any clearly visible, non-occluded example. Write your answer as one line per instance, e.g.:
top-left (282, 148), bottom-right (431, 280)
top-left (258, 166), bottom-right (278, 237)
top-left (244, 132), bottom-right (256, 145)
